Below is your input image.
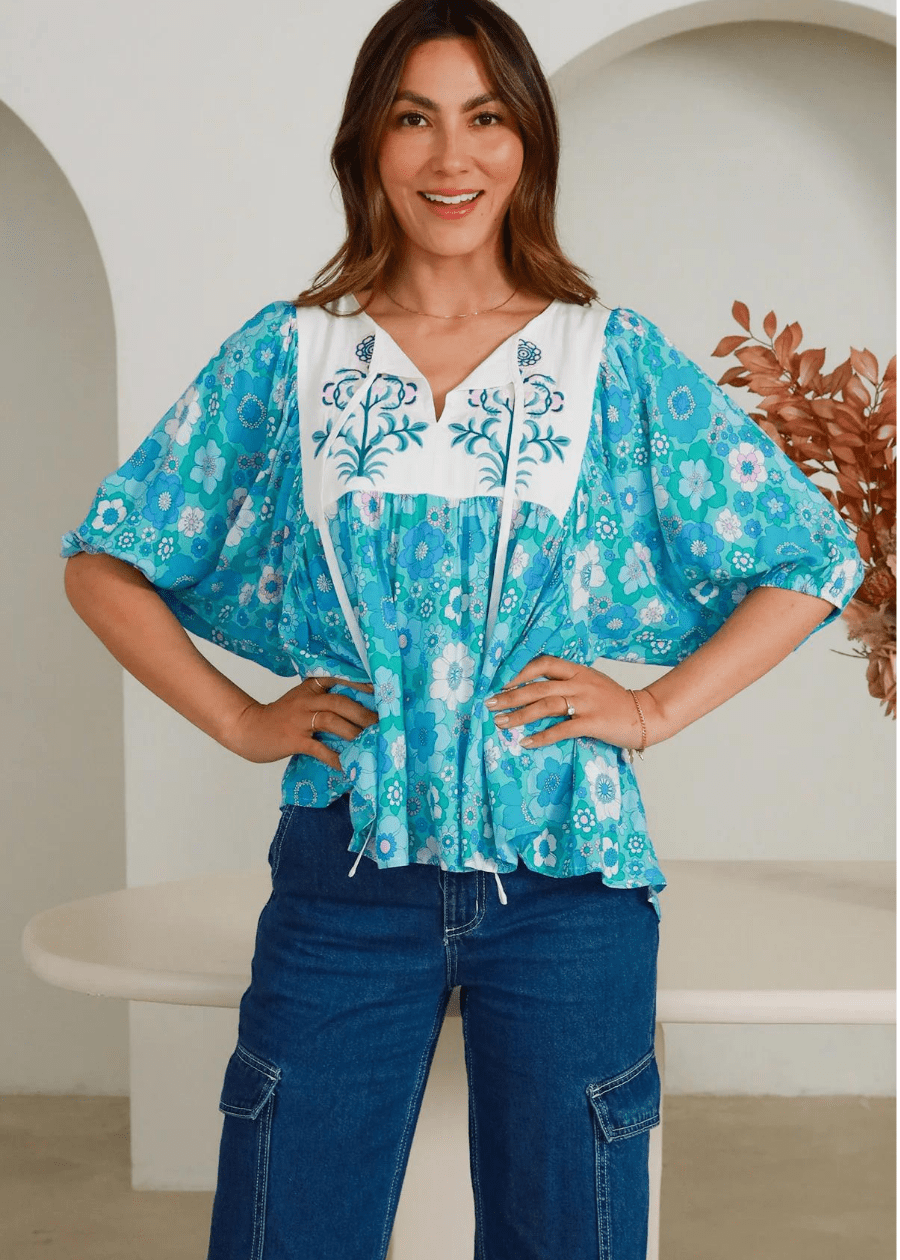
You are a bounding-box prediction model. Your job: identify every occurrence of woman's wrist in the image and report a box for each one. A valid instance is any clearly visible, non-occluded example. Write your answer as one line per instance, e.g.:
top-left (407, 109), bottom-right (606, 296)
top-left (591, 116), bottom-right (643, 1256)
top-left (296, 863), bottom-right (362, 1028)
top-left (629, 685), bottom-right (675, 749)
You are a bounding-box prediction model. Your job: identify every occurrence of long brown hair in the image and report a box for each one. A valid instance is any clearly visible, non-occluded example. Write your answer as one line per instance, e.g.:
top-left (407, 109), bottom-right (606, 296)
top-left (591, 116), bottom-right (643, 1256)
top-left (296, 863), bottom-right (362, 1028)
top-left (292, 0), bottom-right (598, 314)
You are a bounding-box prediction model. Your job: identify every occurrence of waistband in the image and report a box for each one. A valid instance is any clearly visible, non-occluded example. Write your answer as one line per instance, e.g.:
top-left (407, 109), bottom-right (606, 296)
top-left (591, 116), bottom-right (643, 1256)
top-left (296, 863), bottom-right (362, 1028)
top-left (347, 845), bottom-right (508, 905)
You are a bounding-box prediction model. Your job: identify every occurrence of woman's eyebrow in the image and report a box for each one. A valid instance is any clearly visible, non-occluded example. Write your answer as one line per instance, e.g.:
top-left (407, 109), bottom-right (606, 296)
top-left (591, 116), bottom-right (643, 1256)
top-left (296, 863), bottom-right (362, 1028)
top-left (393, 89), bottom-right (500, 112)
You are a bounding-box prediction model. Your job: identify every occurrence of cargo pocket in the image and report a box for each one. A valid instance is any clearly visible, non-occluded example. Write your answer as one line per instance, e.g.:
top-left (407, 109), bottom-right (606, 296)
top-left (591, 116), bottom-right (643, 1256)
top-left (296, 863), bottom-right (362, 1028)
top-left (208, 1041), bottom-right (282, 1260)
top-left (586, 1045), bottom-right (661, 1260)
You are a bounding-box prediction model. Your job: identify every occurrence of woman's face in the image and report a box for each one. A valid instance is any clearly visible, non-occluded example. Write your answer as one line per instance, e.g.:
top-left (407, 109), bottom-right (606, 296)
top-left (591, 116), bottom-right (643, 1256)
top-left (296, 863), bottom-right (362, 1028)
top-left (377, 37), bottom-right (524, 263)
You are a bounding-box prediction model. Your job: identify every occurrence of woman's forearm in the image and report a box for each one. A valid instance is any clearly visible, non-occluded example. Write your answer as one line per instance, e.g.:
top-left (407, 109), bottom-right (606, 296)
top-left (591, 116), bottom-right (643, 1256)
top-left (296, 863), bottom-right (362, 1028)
top-left (64, 552), bottom-right (257, 752)
top-left (644, 584), bottom-right (838, 743)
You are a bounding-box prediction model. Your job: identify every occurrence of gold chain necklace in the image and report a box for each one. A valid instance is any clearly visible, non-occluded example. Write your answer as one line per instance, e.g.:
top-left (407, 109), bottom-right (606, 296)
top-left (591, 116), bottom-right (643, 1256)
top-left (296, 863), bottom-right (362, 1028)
top-left (383, 284), bottom-right (519, 319)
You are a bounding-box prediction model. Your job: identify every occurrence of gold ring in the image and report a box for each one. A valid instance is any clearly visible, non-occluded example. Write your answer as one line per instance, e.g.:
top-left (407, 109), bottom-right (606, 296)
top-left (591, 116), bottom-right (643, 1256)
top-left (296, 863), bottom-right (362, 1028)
top-left (310, 710), bottom-right (319, 732)
top-left (309, 676), bottom-right (325, 692)
top-left (563, 695), bottom-right (576, 718)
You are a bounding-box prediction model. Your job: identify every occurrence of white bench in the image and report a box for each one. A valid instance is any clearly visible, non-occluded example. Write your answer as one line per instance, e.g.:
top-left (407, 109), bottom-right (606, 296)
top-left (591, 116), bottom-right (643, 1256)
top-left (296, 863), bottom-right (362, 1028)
top-left (22, 859), bottom-right (895, 1259)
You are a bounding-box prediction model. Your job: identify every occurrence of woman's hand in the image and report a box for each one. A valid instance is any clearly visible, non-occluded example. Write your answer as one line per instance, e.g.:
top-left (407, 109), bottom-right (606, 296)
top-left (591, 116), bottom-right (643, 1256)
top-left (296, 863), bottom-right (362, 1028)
top-left (224, 675), bottom-right (377, 770)
top-left (485, 654), bottom-right (669, 755)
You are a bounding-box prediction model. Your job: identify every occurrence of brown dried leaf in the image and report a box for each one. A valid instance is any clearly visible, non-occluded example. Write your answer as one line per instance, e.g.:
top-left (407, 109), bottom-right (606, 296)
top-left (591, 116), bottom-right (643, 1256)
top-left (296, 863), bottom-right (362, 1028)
top-left (751, 375), bottom-right (790, 394)
top-left (774, 326), bottom-right (795, 367)
top-left (732, 301), bottom-right (751, 332)
top-left (824, 360), bottom-right (855, 394)
top-left (735, 345), bottom-right (780, 371)
top-left (802, 440), bottom-right (837, 461)
top-left (831, 409), bottom-right (867, 435)
top-left (797, 347), bottom-right (827, 388)
top-left (787, 321), bottom-right (804, 354)
top-left (712, 334), bottom-right (749, 357)
top-left (809, 397), bottom-right (838, 420)
top-left (836, 473), bottom-right (866, 499)
top-left (832, 444), bottom-right (866, 463)
top-left (762, 310), bottom-right (778, 339)
top-left (844, 376), bottom-right (873, 408)
top-left (778, 405), bottom-right (814, 423)
top-left (850, 347), bottom-right (880, 384)
top-left (716, 367), bottom-right (752, 387)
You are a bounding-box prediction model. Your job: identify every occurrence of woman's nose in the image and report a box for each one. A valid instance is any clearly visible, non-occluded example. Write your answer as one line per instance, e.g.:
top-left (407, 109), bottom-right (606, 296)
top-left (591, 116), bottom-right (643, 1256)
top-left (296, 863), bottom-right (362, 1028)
top-left (432, 126), bottom-right (469, 171)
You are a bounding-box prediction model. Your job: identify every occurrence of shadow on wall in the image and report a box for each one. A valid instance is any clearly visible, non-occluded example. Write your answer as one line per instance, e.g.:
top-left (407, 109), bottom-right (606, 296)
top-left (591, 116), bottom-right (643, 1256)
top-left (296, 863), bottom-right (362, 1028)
top-left (0, 99), bottom-right (128, 1095)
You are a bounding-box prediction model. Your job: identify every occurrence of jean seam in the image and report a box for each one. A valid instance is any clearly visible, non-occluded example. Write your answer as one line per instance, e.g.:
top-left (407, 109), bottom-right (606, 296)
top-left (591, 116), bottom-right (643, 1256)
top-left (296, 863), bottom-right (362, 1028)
top-left (445, 871), bottom-right (485, 937)
top-left (377, 992), bottom-right (450, 1260)
top-left (268, 806), bottom-right (294, 883)
top-left (251, 1096), bottom-right (269, 1259)
top-left (235, 1044), bottom-right (281, 1083)
top-left (462, 996), bottom-right (487, 1260)
top-left (596, 1131), bottom-right (611, 1260)
top-left (587, 1044), bottom-right (655, 1099)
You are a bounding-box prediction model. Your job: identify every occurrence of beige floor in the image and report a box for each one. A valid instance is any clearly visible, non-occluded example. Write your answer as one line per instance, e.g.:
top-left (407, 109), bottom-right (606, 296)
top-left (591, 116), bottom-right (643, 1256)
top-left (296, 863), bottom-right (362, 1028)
top-left (0, 1095), bottom-right (894, 1259)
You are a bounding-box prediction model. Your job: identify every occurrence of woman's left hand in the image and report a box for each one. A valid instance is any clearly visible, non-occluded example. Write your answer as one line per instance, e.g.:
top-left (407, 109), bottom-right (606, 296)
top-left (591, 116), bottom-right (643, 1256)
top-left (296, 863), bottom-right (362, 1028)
top-left (485, 654), bottom-right (669, 754)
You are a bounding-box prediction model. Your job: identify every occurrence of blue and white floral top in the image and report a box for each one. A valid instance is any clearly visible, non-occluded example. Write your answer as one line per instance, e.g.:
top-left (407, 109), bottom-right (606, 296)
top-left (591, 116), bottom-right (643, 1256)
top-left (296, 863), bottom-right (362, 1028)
top-left (60, 295), bottom-right (864, 919)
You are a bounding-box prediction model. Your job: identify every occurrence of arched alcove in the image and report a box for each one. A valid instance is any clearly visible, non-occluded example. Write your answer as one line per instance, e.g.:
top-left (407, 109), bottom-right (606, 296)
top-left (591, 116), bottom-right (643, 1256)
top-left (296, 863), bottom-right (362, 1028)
top-left (552, 17), bottom-right (894, 874)
top-left (0, 100), bottom-right (126, 1092)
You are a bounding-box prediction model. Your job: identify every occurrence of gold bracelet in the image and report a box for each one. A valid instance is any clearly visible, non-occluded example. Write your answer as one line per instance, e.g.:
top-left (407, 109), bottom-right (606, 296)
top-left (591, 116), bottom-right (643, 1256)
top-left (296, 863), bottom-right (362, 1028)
top-left (626, 689), bottom-right (647, 763)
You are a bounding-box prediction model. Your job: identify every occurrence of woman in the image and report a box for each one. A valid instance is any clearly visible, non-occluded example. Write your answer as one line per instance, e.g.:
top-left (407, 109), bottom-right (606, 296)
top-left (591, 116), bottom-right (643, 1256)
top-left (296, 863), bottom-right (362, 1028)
top-left (61, 1), bottom-right (864, 1257)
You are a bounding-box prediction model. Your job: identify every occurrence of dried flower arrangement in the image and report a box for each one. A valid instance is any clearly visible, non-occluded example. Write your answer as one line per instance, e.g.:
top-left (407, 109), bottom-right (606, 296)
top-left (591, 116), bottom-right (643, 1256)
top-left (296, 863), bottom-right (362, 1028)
top-left (712, 302), bottom-right (896, 718)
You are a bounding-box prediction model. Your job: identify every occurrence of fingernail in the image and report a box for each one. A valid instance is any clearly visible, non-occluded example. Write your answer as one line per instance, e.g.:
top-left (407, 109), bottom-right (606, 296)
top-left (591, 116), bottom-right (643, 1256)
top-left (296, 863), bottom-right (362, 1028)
top-left (521, 737), bottom-right (534, 747)
top-left (494, 714), bottom-right (508, 725)
top-left (485, 697), bottom-right (498, 708)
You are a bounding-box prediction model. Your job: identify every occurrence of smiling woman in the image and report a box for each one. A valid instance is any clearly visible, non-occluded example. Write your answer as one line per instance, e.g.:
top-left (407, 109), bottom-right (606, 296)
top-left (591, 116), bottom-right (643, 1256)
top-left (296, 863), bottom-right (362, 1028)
top-left (297, 0), bottom-right (595, 318)
top-left (57, 0), bottom-right (865, 1256)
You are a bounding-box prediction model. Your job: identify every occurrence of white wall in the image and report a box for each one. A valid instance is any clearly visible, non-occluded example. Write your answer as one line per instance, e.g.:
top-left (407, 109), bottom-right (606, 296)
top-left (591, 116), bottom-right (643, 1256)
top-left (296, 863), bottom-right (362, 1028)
top-left (0, 100), bottom-right (128, 1093)
top-left (1, 0), bottom-right (893, 1208)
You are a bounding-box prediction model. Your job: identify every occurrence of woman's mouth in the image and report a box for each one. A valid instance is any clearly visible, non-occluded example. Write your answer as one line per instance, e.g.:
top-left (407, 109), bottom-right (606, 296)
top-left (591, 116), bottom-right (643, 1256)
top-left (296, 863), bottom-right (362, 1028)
top-left (418, 190), bottom-right (484, 220)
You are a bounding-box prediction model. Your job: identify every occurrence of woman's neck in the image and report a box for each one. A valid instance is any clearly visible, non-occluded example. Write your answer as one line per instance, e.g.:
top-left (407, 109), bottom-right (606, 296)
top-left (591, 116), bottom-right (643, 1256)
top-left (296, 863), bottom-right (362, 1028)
top-left (380, 249), bottom-right (516, 318)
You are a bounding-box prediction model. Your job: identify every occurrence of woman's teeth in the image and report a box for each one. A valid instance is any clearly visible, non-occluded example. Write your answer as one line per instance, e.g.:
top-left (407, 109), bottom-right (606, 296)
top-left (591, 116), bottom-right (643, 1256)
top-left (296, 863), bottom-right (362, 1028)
top-left (420, 191), bottom-right (483, 204)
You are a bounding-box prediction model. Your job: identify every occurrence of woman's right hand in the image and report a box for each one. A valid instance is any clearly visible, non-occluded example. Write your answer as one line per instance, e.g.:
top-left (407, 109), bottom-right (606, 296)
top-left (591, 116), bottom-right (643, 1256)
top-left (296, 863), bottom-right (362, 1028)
top-left (224, 676), bottom-right (377, 770)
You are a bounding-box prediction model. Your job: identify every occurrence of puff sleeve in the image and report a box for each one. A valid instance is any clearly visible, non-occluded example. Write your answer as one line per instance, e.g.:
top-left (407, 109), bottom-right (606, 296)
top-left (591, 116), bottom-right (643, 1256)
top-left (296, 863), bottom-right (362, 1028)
top-left (60, 300), bottom-right (301, 676)
top-left (600, 308), bottom-right (866, 659)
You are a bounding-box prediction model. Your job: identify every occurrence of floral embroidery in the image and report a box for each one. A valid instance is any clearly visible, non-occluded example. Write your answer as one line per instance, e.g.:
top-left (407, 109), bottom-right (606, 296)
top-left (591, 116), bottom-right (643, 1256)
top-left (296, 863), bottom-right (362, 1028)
top-left (518, 338), bottom-right (542, 367)
top-left (447, 372), bottom-right (569, 489)
top-left (313, 372), bottom-right (428, 483)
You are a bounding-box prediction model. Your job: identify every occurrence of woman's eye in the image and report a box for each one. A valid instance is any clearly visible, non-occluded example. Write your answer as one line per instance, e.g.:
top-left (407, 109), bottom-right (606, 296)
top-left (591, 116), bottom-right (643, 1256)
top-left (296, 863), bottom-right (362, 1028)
top-left (397, 112), bottom-right (427, 127)
top-left (473, 112), bottom-right (504, 126)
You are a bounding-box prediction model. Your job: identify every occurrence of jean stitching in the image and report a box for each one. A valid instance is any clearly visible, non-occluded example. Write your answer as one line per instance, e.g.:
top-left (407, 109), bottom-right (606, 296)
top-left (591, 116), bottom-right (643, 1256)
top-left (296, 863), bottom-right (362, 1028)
top-left (445, 871), bottom-right (484, 937)
top-left (221, 1101), bottom-right (257, 1119)
top-left (377, 992), bottom-right (450, 1260)
top-left (260, 1097), bottom-right (275, 1259)
top-left (268, 807), bottom-right (294, 883)
top-left (470, 871), bottom-right (486, 931)
top-left (462, 997), bottom-right (487, 1260)
top-left (648, 962), bottom-right (659, 1048)
top-left (602, 1115), bottom-right (659, 1140)
top-left (235, 1043), bottom-right (281, 1083)
top-left (251, 1094), bottom-right (274, 1259)
top-left (251, 1099), bottom-right (264, 1258)
top-left (597, 1133), bottom-right (611, 1259)
top-left (587, 1044), bottom-right (655, 1099)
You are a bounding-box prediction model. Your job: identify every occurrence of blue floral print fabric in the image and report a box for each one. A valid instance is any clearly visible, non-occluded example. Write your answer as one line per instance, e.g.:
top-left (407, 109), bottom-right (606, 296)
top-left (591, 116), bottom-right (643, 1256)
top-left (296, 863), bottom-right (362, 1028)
top-left (61, 299), bottom-right (865, 921)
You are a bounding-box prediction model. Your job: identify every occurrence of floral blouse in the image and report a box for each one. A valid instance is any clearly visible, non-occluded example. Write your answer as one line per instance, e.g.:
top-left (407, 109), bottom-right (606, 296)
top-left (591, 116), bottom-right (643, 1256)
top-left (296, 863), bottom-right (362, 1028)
top-left (60, 295), bottom-right (865, 920)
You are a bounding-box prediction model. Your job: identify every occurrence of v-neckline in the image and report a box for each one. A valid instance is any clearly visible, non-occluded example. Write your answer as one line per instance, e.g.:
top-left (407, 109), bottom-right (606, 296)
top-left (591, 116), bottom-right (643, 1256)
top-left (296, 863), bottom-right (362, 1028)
top-left (350, 295), bottom-right (560, 401)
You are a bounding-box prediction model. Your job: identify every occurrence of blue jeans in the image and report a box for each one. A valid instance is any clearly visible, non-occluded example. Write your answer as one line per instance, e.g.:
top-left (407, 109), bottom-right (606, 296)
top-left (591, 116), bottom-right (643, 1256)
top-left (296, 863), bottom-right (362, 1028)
top-left (206, 795), bottom-right (661, 1259)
